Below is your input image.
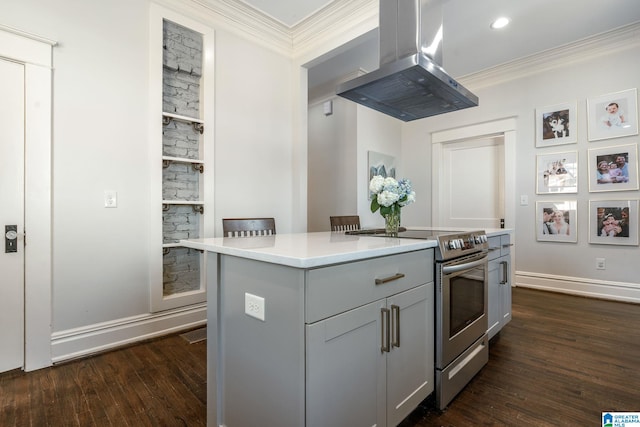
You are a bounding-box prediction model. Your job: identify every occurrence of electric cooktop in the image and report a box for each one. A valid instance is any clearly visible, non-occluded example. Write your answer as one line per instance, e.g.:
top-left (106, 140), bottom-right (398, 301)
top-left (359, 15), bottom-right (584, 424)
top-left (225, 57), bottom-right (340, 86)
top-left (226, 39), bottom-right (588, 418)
top-left (345, 228), bottom-right (460, 239)
top-left (346, 228), bottom-right (489, 260)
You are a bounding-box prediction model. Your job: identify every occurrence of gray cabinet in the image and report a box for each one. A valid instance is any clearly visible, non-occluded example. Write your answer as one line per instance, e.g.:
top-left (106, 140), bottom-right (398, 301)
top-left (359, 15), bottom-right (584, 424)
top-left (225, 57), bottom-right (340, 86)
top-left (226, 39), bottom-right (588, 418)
top-left (217, 248), bottom-right (434, 427)
top-left (487, 234), bottom-right (512, 339)
top-left (306, 283), bottom-right (434, 427)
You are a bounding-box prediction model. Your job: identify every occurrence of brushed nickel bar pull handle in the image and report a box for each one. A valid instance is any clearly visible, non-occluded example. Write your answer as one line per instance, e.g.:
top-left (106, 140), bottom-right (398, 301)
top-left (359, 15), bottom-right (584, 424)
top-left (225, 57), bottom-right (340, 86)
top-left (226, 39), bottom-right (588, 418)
top-left (391, 304), bottom-right (400, 348)
top-left (442, 255), bottom-right (488, 274)
top-left (500, 261), bottom-right (509, 285)
top-left (375, 273), bottom-right (405, 285)
top-left (381, 308), bottom-right (390, 353)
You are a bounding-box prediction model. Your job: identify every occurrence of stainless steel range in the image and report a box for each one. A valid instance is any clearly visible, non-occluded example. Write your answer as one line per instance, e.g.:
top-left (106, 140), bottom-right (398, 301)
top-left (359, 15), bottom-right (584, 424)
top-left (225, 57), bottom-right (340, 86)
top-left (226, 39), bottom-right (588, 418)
top-left (347, 228), bottom-right (490, 410)
top-left (431, 230), bottom-right (489, 410)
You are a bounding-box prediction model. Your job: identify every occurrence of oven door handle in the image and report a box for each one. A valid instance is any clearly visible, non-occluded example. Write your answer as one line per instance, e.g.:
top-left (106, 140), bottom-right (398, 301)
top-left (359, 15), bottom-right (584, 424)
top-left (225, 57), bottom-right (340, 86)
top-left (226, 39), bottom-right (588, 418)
top-left (442, 255), bottom-right (488, 274)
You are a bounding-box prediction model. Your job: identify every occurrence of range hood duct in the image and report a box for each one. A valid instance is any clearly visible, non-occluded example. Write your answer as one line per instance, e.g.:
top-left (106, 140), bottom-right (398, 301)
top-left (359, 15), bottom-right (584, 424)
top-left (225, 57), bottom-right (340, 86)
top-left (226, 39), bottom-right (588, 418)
top-left (336, 0), bottom-right (478, 122)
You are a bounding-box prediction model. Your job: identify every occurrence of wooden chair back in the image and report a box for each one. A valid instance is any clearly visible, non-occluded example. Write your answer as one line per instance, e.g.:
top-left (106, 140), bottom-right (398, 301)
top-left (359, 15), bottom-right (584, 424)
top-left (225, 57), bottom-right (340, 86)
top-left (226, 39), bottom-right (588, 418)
top-left (222, 218), bottom-right (276, 237)
top-left (330, 215), bottom-right (361, 232)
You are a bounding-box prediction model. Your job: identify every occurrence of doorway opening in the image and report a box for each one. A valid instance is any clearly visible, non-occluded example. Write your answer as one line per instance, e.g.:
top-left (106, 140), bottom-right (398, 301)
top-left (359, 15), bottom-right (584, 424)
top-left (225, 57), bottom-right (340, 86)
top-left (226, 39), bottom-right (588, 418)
top-left (431, 117), bottom-right (517, 231)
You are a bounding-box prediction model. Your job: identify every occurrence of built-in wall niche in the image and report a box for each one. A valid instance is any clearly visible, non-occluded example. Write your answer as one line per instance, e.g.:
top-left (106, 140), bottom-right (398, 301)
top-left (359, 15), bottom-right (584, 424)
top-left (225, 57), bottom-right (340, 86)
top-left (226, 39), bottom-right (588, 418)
top-left (149, 5), bottom-right (214, 312)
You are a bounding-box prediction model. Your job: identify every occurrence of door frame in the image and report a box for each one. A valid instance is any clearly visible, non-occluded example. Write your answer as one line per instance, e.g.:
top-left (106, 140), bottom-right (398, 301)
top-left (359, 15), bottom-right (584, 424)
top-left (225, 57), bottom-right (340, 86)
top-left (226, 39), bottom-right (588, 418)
top-left (431, 117), bottom-right (517, 230)
top-left (0, 25), bottom-right (56, 371)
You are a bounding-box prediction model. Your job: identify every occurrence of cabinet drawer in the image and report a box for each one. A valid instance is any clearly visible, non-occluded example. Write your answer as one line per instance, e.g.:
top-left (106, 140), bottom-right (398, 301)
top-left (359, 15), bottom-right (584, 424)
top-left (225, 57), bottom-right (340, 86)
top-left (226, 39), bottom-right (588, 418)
top-left (305, 249), bottom-right (433, 324)
top-left (487, 236), bottom-right (501, 260)
top-left (500, 234), bottom-right (511, 256)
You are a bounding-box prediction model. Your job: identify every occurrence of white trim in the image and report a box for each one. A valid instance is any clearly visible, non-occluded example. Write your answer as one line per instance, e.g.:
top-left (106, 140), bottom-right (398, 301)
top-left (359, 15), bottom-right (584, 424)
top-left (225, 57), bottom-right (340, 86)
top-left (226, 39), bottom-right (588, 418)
top-left (431, 117), bottom-right (517, 229)
top-left (516, 271), bottom-right (640, 304)
top-left (148, 4), bottom-right (215, 312)
top-left (51, 304), bottom-right (207, 363)
top-left (0, 25), bottom-right (55, 68)
top-left (0, 27), bottom-right (55, 372)
top-left (0, 24), bottom-right (57, 46)
top-left (461, 22), bottom-right (640, 90)
top-left (292, 0), bottom-right (377, 61)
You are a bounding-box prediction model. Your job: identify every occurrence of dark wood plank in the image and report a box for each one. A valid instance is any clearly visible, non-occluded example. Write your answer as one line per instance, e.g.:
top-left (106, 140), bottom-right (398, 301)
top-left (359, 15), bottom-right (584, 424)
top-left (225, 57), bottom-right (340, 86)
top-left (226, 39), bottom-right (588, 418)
top-left (1, 288), bottom-right (638, 426)
top-left (400, 287), bottom-right (640, 426)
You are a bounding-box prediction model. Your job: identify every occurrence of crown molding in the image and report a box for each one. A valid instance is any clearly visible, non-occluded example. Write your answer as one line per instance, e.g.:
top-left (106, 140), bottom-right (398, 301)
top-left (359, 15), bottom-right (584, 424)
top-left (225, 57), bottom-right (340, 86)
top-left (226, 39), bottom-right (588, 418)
top-left (173, 1), bottom-right (639, 94)
top-left (292, 0), bottom-right (378, 59)
top-left (174, 0), bottom-right (293, 54)
top-left (179, 0), bottom-right (378, 60)
top-left (460, 22), bottom-right (640, 90)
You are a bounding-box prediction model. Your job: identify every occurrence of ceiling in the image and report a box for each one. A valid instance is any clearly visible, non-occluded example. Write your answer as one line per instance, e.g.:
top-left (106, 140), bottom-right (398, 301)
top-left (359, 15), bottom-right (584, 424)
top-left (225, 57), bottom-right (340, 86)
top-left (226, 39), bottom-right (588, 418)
top-left (240, 0), bottom-right (640, 90)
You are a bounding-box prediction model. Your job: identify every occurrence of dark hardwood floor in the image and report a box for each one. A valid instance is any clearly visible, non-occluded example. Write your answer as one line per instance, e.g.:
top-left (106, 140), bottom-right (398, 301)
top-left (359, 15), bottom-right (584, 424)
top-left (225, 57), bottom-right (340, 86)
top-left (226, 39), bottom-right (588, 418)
top-left (1, 287), bottom-right (639, 426)
top-left (400, 287), bottom-right (640, 426)
top-left (0, 332), bottom-right (207, 426)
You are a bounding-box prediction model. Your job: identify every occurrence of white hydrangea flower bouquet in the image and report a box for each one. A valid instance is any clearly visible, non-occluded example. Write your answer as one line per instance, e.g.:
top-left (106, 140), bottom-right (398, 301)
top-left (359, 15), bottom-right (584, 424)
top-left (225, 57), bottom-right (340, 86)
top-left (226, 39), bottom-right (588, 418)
top-left (369, 175), bottom-right (415, 234)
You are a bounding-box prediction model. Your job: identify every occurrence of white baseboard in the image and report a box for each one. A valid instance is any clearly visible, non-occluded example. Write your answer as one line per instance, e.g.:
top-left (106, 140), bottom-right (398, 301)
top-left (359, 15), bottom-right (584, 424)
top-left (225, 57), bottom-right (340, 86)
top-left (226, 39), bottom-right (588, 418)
top-left (515, 271), bottom-right (640, 304)
top-left (51, 303), bottom-right (207, 363)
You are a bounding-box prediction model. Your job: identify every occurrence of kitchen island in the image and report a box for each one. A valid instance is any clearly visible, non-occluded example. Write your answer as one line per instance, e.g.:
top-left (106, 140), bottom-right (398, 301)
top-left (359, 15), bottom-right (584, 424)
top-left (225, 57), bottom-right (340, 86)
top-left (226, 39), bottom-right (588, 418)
top-left (182, 228), bottom-right (512, 426)
top-left (182, 231), bottom-right (438, 427)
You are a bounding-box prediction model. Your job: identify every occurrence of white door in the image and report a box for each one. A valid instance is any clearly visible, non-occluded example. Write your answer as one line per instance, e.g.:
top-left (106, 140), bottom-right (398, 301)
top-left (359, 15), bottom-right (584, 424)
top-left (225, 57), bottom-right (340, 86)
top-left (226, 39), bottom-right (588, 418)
top-left (0, 57), bottom-right (25, 372)
top-left (436, 135), bottom-right (505, 229)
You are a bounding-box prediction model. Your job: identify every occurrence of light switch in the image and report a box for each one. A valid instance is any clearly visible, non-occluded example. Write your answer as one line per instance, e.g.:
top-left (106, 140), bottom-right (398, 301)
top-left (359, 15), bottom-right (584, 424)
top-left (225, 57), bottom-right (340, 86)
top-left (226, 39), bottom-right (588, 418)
top-left (323, 100), bottom-right (333, 116)
top-left (520, 195), bottom-right (528, 206)
top-left (104, 190), bottom-right (117, 208)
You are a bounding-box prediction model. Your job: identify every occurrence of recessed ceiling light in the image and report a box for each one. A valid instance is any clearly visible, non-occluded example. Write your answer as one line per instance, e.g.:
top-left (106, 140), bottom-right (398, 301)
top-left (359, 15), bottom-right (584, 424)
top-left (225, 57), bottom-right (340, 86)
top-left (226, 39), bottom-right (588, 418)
top-left (490, 17), bottom-right (510, 29)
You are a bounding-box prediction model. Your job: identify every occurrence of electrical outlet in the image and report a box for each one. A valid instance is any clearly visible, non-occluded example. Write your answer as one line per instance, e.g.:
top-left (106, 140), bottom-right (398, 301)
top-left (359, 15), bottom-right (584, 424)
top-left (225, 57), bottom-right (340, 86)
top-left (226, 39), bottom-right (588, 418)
top-left (104, 190), bottom-right (117, 208)
top-left (245, 293), bottom-right (265, 321)
top-left (596, 258), bottom-right (606, 270)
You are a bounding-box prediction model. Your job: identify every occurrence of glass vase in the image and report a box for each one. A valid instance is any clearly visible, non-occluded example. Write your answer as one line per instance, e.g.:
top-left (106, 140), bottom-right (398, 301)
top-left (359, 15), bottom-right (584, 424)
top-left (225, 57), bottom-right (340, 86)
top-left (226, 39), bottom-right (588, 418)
top-left (384, 206), bottom-right (401, 237)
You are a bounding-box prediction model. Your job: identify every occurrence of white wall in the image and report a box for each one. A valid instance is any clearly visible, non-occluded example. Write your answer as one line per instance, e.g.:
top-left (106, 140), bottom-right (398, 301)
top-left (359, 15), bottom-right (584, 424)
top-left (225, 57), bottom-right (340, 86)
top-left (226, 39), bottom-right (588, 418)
top-left (5, 0), bottom-right (153, 332)
top-left (356, 106), bottom-right (403, 228)
top-left (308, 97), bottom-right (358, 232)
top-left (307, 96), bottom-right (402, 231)
top-left (213, 30), bottom-right (294, 234)
top-left (402, 26), bottom-right (640, 300)
top-left (3, 0), bottom-right (294, 359)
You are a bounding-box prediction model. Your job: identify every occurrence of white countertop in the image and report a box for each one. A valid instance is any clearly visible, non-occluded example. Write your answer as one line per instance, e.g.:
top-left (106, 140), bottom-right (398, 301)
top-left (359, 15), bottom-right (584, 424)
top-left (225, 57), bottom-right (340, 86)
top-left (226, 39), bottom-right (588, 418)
top-left (181, 232), bottom-right (437, 268)
top-left (181, 228), bottom-right (512, 269)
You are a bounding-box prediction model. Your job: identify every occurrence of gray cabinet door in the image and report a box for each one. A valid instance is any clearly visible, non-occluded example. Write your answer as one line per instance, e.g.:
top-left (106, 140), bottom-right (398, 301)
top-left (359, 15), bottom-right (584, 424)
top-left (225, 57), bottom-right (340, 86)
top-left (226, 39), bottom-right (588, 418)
top-left (386, 283), bottom-right (434, 427)
top-left (306, 284), bottom-right (435, 427)
top-left (487, 257), bottom-right (501, 339)
top-left (306, 300), bottom-right (386, 427)
top-left (500, 257), bottom-right (512, 326)
top-left (488, 254), bottom-right (512, 339)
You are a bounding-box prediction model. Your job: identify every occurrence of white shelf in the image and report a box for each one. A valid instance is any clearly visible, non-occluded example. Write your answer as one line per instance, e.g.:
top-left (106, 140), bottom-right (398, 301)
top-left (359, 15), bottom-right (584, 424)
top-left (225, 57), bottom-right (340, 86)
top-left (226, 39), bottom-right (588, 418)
top-left (162, 200), bottom-right (203, 205)
top-left (162, 111), bottom-right (203, 124)
top-left (162, 156), bottom-right (204, 164)
top-left (162, 243), bottom-right (183, 248)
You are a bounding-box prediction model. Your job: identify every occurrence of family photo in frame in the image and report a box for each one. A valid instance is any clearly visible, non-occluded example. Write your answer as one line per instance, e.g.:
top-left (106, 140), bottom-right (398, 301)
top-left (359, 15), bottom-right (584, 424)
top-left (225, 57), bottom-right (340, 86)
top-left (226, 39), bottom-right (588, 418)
top-left (536, 201), bottom-right (578, 243)
top-left (588, 143), bottom-right (638, 192)
top-left (589, 200), bottom-right (639, 246)
top-left (587, 88), bottom-right (638, 141)
top-left (536, 151), bottom-right (578, 194)
top-left (535, 102), bottom-right (577, 147)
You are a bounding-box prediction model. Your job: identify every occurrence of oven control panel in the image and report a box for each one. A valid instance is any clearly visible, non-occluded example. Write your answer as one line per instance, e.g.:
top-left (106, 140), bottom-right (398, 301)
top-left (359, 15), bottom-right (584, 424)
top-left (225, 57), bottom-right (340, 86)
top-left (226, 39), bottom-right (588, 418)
top-left (437, 231), bottom-right (488, 260)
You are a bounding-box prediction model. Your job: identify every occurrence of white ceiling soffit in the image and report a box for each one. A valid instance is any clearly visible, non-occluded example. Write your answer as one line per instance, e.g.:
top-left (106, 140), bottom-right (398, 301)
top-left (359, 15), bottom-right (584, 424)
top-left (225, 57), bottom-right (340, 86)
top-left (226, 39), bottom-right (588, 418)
top-left (238, 0), bottom-right (336, 28)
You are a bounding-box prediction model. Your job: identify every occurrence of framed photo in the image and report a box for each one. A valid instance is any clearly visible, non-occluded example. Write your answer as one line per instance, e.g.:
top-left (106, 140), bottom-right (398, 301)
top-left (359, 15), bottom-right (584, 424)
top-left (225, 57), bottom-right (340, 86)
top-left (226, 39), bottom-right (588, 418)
top-left (536, 200), bottom-right (577, 243)
top-left (536, 151), bottom-right (578, 194)
top-left (589, 199), bottom-right (638, 246)
top-left (535, 102), bottom-right (577, 147)
top-left (588, 143), bottom-right (638, 192)
top-left (587, 88), bottom-right (638, 141)
top-left (368, 151), bottom-right (396, 200)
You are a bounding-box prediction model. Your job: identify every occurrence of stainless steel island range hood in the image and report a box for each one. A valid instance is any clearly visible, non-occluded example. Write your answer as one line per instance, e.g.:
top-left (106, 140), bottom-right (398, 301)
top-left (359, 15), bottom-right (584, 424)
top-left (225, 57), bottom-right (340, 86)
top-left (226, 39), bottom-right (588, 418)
top-left (337, 0), bottom-right (478, 122)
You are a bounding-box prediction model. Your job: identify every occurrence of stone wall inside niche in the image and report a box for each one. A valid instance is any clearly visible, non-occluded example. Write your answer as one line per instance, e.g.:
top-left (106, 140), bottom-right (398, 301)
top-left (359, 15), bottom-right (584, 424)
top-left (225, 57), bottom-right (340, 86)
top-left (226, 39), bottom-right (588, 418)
top-left (162, 19), bottom-right (202, 295)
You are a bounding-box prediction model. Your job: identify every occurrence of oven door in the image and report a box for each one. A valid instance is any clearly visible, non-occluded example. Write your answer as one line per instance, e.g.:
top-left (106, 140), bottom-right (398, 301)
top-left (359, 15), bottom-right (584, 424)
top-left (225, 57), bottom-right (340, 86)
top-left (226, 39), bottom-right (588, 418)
top-left (436, 252), bottom-right (488, 369)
